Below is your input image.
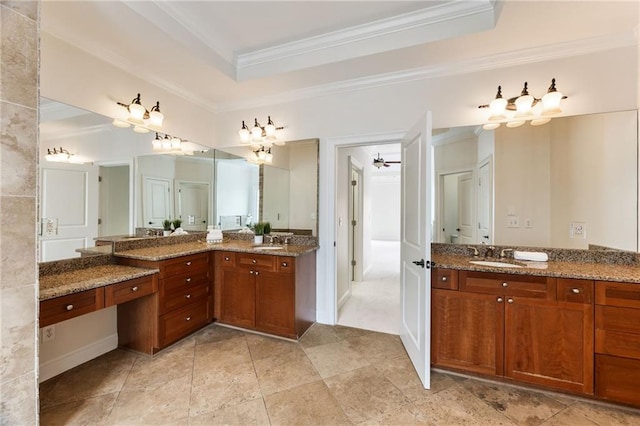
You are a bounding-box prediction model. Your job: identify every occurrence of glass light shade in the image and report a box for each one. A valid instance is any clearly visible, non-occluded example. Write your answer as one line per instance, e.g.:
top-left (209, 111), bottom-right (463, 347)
top-left (265, 152), bottom-right (273, 163)
top-left (161, 139), bottom-right (172, 150)
top-left (149, 110), bottom-right (164, 127)
top-left (171, 137), bottom-right (181, 149)
top-left (542, 91), bottom-right (563, 115)
top-left (515, 94), bottom-right (534, 115)
top-left (129, 103), bottom-right (146, 120)
top-left (482, 122), bottom-right (500, 130)
top-left (488, 97), bottom-right (507, 119)
top-left (152, 139), bottom-right (162, 151)
top-left (257, 149), bottom-right (267, 161)
top-left (239, 128), bottom-right (250, 143)
top-left (133, 125), bottom-right (149, 134)
top-left (265, 123), bottom-right (276, 137)
top-left (112, 119), bottom-right (131, 128)
top-left (251, 125), bottom-right (262, 140)
top-left (506, 120), bottom-right (526, 128)
top-left (530, 118), bottom-right (552, 126)
top-left (45, 150), bottom-right (54, 162)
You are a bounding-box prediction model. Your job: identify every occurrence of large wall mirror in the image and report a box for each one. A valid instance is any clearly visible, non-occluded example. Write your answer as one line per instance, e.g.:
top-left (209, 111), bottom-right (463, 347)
top-left (433, 109), bottom-right (639, 252)
top-left (38, 98), bottom-right (319, 262)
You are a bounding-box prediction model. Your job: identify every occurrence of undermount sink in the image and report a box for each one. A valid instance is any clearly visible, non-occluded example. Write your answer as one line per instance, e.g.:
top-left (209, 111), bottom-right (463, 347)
top-left (253, 245), bottom-right (284, 250)
top-left (469, 260), bottom-right (523, 268)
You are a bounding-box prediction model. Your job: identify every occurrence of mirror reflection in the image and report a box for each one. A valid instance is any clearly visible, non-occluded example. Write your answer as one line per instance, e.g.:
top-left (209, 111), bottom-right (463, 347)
top-left (433, 109), bottom-right (638, 251)
top-left (38, 99), bottom-right (319, 262)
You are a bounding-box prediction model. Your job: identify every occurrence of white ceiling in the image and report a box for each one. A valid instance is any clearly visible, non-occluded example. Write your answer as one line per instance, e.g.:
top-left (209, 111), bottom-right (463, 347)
top-left (41, 1), bottom-right (639, 113)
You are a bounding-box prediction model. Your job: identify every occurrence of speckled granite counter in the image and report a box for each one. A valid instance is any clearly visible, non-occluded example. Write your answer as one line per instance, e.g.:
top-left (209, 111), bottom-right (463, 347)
top-left (114, 240), bottom-right (318, 261)
top-left (39, 264), bottom-right (158, 301)
top-left (432, 253), bottom-right (640, 284)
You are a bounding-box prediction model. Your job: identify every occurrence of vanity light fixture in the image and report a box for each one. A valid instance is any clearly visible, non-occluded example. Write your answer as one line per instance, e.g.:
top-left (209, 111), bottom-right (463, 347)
top-left (114, 93), bottom-right (164, 131)
top-left (45, 147), bottom-right (72, 162)
top-left (239, 116), bottom-right (285, 146)
top-left (152, 132), bottom-right (192, 155)
top-left (478, 78), bottom-right (567, 130)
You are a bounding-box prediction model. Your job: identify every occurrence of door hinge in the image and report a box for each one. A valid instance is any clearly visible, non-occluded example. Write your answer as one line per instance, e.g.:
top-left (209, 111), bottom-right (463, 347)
top-left (98, 176), bottom-right (102, 182)
top-left (98, 218), bottom-right (102, 225)
top-left (351, 180), bottom-right (357, 186)
top-left (351, 260), bottom-right (356, 266)
top-left (351, 220), bottom-right (357, 226)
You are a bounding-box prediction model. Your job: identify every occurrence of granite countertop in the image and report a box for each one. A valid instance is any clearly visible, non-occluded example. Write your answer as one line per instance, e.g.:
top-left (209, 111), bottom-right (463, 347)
top-left (432, 253), bottom-right (640, 283)
top-left (39, 265), bottom-right (159, 301)
top-left (114, 240), bottom-right (318, 261)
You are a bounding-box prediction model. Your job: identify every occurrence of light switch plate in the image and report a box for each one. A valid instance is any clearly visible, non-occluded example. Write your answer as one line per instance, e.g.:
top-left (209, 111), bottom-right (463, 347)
top-left (507, 217), bottom-right (520, 228)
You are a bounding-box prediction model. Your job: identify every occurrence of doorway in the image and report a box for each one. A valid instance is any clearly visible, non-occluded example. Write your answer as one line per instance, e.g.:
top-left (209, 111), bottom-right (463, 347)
top-left (98, 164), bottom-right (131, 237)
top-left (337, 144), bottom-right (402, 335)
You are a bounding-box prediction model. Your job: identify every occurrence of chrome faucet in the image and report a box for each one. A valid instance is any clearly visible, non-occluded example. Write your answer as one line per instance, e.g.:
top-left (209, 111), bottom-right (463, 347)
top-left (467, 246), bottom-right (479, 256)
top-left (500, 248), bottom-right (513, 259)
top-left (484, 245), bottom-right (495, 258)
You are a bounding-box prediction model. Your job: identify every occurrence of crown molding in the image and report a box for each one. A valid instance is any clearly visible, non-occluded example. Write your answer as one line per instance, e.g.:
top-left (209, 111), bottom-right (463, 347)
top-left (236, 1), bottom-right (497, 80)
top-left (216, 31), bottom-right (638, 113)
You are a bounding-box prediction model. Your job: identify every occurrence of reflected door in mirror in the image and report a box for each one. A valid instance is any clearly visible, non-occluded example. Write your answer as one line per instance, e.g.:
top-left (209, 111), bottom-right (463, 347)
top-left (178, 181), bottom-right (209, 231)
top-left (143, 176), bottom-right (173, 227)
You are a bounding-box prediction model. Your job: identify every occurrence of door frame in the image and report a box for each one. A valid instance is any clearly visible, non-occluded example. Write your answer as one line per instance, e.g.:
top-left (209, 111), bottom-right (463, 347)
top-left (319, 131), bottom-right (405, 325)
top-left (97, 160), bottom-right (134, 236)
top-left (435, 167), bottom-right (476, 244)
top-left (348, 156), bottom-right (364, 283)
top-left (176, 179), bottom-right (211, 231)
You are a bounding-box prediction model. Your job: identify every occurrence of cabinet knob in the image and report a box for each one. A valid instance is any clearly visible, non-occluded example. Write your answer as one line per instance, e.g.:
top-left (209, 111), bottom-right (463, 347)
top-left (255, 271), bottom-right (260, 276)
top-left (186, 261), bottom-right (192, 266)
top-left (185, 316), bottom-right (191, 321)
top-left (497, 297), bottom-right (503, 303)
top-left (66, 304), bottom-right (74, 311)
top-left (441, 276), bottom-right (447, 281)
top-left (572, 288), bottom-right (581, 294)
top-left (250, 270), bottom-right (255, 275)
top-left (185, 294), bottom-right (191, 299)
top-left (507, 298), bottom-right (514, 304)
top-left (131, 286), bottom-right (138, 292)
top-left (282, 262), bottom-right (288, 267)
top-left (224, 257), bottom-right (230, 261)
top-left (502, 282), bottom-right (508, 287)
top-left (252, 259), bottom-right (257, 264)
top-left (186, 277), bottom-right (192, 283)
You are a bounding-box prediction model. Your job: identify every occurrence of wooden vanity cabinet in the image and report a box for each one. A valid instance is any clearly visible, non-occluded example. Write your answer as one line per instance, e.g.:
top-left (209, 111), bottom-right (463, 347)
top-left (40, 288), bottom-right (105, 328)
top-left (432, 268), bottom-right (594, 395)
top-left (214, 250), bottom-right (315, 339)
top-left (595, 281), bottom-right (640, 406)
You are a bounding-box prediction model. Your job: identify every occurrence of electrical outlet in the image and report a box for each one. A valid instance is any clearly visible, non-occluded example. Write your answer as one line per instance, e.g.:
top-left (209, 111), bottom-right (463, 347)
top-left (507, 217), bottom-right (520, 228)
top-left (42, 325), bottom-right (55, 342)
top-left (570, 221), bottom-right (587, 239)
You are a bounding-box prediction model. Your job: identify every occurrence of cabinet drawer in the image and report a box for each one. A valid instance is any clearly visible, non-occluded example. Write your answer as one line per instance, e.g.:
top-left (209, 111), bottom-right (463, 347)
top-left (161, 270), bottom-right (209, 294)
top-left (160, 253), bottom-right (209, 278)
top-left (432, 268), bottom-right (458, 290)
top-left (596, 281), bottom-right (640, 308)
top-left (557, 279), bottom-right (593, 304)
top-left (218, 252), bottom-right (236, 268)
top-left (237, 253), bottom-right (275, 271)
top-left (40, 288), bottom-right (105, 327)
top-left (160, 281), bottom-right (209, 314)
top-left (159, 298), bottom-right (209, 347)
top-left (596, 354), bottom-right (640, 406)
top-left (105, 275), bottom-right (157, 307)
top-left (459, 270), bottom-right (555, 299)
top-left (277, 257), bottom-right (295, 274)
top-left (595, 305), bottom-right (640, 359)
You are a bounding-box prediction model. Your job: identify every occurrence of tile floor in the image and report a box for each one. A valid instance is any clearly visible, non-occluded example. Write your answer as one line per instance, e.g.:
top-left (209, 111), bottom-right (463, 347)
top-left (338, 240), bottom-right (401, 334)
top-left (40, 323), bottom-right (640, 425)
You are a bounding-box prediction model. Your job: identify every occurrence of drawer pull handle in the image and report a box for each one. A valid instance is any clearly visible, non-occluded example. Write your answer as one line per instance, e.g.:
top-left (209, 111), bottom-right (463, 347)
top-left (185, 316), bottom-right (191, 321)
top-left (186, 261), bottom-right (192, 266)
top-left (441, 276), bottom-right (447, 282)
top-left (571, 288), bottom-right (581, 294)
top-left (185, 294), bottom-right (191, 299)
top-left (131, 286), bottom-right (138, 292)
top-left (224, 257), bottom-right (230, 261)
top-left (282, 262), bottom-right (288, 267)
top-left (66, 304), bottom-right (74, 311)
top-left (507, 298), bottom-right (514, 304)
top-left (255, 271), bottom-right (260, 276)
top-left (497, 297), bottom-right (503, 303)
top-left (186, 278), bottom-right (192, 283)
top-left (502, 282), bottom-right (508, 287)
top-left (252, 259), bottom-right (257, 264)
top-left (250, 270), bottom-right (254, 275)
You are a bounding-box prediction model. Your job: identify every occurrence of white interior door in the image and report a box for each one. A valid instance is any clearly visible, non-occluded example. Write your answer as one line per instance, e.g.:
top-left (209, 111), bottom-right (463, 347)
top-left (400, 111), bottom-right (432, 388)
top-left (40, 162), bottom-right (98, 261)
top-left (143, 176), bottom-right (172, 228)
top-left (457, 172), bottom-right (475, 244)
top-left (177, 181), bottom-right (209, 231)
top-left (348, 157), bottom-right (364, 282)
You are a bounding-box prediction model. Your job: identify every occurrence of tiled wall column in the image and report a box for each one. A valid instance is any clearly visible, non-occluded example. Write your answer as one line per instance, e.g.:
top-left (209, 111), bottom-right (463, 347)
top-left (0, 1), bottom-right (39, 423)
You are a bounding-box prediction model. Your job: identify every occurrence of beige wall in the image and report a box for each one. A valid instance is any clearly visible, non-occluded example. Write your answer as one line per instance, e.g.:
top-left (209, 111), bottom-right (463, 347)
top-left (0, 1), bottom-right (39, 423)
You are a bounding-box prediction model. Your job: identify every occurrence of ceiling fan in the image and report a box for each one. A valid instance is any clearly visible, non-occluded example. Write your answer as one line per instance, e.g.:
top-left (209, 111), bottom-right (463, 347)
top-left (372, 153), bottom-right (401, 168)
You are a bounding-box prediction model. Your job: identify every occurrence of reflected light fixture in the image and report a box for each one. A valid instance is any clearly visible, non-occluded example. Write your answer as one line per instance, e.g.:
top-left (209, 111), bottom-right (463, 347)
top-left (152, 132), bottom-right (192, 155)
top-left (247, 146), bottom-right (273, 165)
top-left (45, 147), bottom-right (72, 162)
top-left (114, 93), bottom-right (164, 131)
top-left (478, 78), bottom-right (567, 130)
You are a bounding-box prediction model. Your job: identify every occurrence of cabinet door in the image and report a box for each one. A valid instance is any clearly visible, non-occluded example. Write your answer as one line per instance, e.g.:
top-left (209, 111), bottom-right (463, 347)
top-left (505, 297), bottom-right (594, 394)
top-left (220, 268), bottom-right (255, 329)
top-left (431, 289), bottom-right (504, 376)
top-left (256, 270), bottom-right (295, 338)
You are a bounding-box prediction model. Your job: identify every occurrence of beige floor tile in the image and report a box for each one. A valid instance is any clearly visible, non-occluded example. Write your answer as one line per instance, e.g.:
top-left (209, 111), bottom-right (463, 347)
top-left (106, 376), bottom-right (191, 425)
top-left (414, 384), bottom-right (517, 425)
top-left (245, 332), bottom-right (301, 362)
top-left (542, 401), bottom-right (640, 426)
top-left (194, 323), bottom-right (247, 345)
top-left (359, 403), bottom-right (433, 425)
top-left (324, 365), bottom-right (410, 424)
top-left (304, 339), bottom-right (370, 379)
top-left (40, 393), bottom-right (118, 426)
top-left (253, 349), bottom-right (321, 396)
top-left (298, 323), bottom-right (342, 348)
top-left (189, 398), bottom-right (270, 426)
top-left (264, 380), bottom-right (350, 426)
top-left (346, 331), bottom-right (407, 365)
top-left (40, 349), bottom-right (137, 409)
top-left (464, 380), bottom-right (568, 425)
top-left (121, 341), bottom-right (195, 392)
top-left (193, 336), bottom-right (252, 372)
top-left (190, 361), bottom-right (262, 416)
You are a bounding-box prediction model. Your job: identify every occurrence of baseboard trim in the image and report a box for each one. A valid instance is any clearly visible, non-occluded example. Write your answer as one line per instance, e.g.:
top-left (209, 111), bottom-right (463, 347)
top-left (39, 333), bottom-right (118, 383)
top-left (337, 288), bottom-right (352, 310)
